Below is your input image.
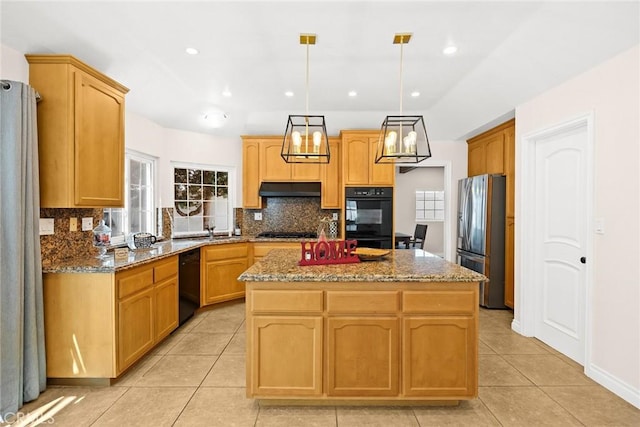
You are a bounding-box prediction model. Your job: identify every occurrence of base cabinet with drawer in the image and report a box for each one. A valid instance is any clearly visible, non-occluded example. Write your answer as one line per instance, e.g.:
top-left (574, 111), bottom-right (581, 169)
top-left (245, 282), bottom-right (478, 402)
top-left (43, 255), bottom-right (179, 381)
top-left (202, 243), bottom-right (250, 306)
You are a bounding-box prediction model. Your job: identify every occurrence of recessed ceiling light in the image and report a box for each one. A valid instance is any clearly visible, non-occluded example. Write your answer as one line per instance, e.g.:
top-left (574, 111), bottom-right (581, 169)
top-left (348, 90), bottom-right (357, 97)
top-left (443, 45), bottom-right (457, 56)
top-left (284, 91), bottom-right (294, 97)
top-left (411, 91), bottom-right (420, 97)
top-left (185, 47), bottom-right (199, 55)
top-left (222, 88), bottom-right (232, 97)
top-left (202, 111), bottom-right (228, 128)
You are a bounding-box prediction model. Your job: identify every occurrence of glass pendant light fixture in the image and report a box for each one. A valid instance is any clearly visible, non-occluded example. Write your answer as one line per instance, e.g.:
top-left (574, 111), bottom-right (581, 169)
top-left (282, 33), bottom-right (330, 164)
top-left (376, 33), bottom-right (431, 163)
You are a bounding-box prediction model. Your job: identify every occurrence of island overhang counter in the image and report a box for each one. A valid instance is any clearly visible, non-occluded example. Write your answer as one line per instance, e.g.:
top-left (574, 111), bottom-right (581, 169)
top-left (238, 248), bottom-right (487, 405)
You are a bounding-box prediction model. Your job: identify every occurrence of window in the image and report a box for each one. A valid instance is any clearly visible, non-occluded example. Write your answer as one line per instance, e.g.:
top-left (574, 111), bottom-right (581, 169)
top-left (172, 163), bottom-right (234, 236)
top-left (104, 151), bottom-right (156, 244)
top-left (416, 190), bottom-right (445, 221)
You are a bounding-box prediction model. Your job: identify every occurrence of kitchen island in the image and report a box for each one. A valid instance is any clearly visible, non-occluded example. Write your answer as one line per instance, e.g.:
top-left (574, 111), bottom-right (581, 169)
top-left (239, 248), bottom-right (486, 405)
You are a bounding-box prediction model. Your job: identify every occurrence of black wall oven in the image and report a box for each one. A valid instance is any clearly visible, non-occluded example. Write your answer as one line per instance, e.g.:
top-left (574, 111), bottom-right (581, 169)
top-left (345, 187), bottom-right (393, 249)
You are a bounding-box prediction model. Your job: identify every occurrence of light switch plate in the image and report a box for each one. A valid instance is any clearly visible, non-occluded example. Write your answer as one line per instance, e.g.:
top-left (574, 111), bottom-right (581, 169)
top-left (332, 212), bottom-right (339, 221)
top-left (69, 217), bottom-right (78, 232)
top-left (594, 218), bottom-right (605, 234)
top-left (82, 217), bottom-right (93, 231)
top-left (39, 218), bottom-right (54, 235)
top-left (254, 212), bottom-right (262, 220)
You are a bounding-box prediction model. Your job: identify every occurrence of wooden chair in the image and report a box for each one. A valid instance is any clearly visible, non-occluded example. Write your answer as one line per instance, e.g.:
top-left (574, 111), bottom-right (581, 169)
top-left (411, 224), bottom-right (428, 249)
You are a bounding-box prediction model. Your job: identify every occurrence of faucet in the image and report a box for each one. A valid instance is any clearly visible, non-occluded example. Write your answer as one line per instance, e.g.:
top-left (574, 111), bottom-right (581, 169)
top-left (205, 226), bottom-right (216, 240)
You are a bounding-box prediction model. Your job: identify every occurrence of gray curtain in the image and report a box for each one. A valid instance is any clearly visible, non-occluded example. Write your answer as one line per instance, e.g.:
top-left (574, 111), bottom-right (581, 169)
top-left (0, 80), bottom-right (46, 418)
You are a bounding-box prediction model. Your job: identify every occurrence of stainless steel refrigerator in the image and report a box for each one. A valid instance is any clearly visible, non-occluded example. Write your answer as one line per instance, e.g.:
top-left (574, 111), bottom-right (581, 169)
top-left (457, 174), bottom-right (506, 308)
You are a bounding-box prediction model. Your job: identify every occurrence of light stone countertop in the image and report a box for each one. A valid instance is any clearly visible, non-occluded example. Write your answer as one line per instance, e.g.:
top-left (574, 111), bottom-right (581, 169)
top-left (239, 248), bottom-right (487, 283)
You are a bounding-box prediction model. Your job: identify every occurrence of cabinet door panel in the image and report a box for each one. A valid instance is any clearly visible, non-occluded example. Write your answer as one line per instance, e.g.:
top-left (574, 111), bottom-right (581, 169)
top-left (467, 140), bottom-right (485, 177)
top-left (321, 137), bottom-right (341, 209)
top-left (243, 141), bottom-right (262, 208)
top-left (485, 133), bottom-right (505, 174)
top-left (118, 288), bottom-right (154, 372)
top-left (403, 316), bottom-right (476, 397)
top-left (504, 217), bottom-right (515, 308)
top-left (369, 137), bottom-right (394, 185)
top-left (343, 137), bottom-right (369, 185)
top-left (155, 277), bottom-right (178, 341)
top-left (250, 316), bottom-right (323, 396)
top-left (327, 317), bottom-right (399, 396)
top-left (260, 140), bottom-right (291, 181)
top-left (203, 258), bottom-right (248, 305)
top-left (74, 71), bottom-right (125, 207)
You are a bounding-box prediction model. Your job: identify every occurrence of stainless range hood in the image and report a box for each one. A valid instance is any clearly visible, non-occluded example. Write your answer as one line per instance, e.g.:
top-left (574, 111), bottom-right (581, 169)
top-left (258, 182), bottom-right (321, 197)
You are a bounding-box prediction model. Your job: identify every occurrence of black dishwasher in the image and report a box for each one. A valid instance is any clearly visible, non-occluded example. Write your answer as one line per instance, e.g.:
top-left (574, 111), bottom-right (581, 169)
top-left (178, 249), bottom-right (200, 325)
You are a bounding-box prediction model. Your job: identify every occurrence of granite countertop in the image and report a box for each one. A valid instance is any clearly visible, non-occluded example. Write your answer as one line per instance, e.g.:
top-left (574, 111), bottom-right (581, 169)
top-left (239, 248), bottom-right (487, 283)
top-left (42, 236), bottom-right (316, 274)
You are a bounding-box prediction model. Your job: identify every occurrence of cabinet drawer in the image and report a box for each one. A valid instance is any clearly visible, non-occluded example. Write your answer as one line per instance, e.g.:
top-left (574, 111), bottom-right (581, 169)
top-left (252, 243), bottom-right (299, 258)
top-left (327, 291), bottom-right (399, 314)
top-left (403, 290), bottom-right (476, 314)
top-left (117, 268), bottom-right (153, 299)
top-left (204, 243), bottom-right (248, 261)
top-left (154, 256), bottom-right (178, 282)
top-left (251, 290), bottom-right (323, 313)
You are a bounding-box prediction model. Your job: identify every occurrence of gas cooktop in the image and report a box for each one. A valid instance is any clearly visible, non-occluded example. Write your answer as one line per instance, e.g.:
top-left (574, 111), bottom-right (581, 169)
top-left (257, 231), bottom-right (318, 239)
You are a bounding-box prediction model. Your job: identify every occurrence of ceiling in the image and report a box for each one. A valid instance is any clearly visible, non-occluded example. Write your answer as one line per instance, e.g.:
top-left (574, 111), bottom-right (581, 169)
top-left (1, 1), bottom-right (638, 140)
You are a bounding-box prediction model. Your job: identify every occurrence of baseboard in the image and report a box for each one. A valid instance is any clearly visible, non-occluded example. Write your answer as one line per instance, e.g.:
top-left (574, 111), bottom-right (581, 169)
top-left (586, 362), bottom-right (640, 409)
top-left (511, 318), bottom-right (523, 335)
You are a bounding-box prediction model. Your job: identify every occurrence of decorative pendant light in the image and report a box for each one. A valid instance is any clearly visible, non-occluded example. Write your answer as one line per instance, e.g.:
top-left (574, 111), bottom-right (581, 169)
top-left (282, 34), bottom-right (330, 164)
top-left (376, 33), bottom-right (431, 163)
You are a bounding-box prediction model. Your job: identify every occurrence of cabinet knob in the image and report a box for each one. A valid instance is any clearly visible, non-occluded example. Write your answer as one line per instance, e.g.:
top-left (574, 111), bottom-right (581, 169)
top-left (580, 257), bottom-right (586, 264)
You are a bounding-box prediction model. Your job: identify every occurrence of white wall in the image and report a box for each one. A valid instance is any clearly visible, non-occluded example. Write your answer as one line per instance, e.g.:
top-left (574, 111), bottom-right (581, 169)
top-left (125, 113), bottom-right (243, 209)
top-left (395, 140), bottom-right (468, 261)
top-left (1, 43), bottom-right (29, 82)
top-left (394, 167), bottom-right (445, 256)
top-left (516, 45), bottom-right (640, 406)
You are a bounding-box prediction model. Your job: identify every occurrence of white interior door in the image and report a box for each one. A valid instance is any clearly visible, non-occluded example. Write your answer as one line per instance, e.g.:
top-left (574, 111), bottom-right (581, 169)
top-left (534, 124), bottom-right (587, 364)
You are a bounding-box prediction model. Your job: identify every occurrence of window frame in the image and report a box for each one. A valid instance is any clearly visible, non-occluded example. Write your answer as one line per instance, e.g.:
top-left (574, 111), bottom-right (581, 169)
top-left (415, 189), bottom-right (445, 223)
top-left (170, 161), bottom-right (236, 238)
top-left (104, 150), bottom-right (157, 245)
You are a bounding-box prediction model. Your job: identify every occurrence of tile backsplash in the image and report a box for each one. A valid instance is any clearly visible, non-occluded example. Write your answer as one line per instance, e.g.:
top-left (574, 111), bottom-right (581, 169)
top-left (241, 197), bottom-right (339, 237)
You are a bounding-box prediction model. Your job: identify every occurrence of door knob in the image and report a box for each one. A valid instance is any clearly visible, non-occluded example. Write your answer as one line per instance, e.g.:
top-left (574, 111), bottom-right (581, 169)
top-left (580, 257), bottom-right (586, 264)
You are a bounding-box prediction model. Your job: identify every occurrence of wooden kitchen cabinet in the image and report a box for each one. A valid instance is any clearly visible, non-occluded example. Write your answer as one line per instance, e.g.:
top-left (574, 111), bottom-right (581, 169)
top-left (504, 216), bottom-right (515, 308)
top-left (26, 54), bottom-right (128, 208)
top-left (326, 317), bottom-right (399, 396)
top-left (243, 139), bottom-right (262, 209)
top-left (260, 139), bottom-right (292, 181)
top-left (467, 119), bottom-right (515, 309)
top-left (341, 130), bottom-right (394, 186)
top-left (116, 255), bottom-right (178, 372)
top-left (252, 242), bottom-right (300, 263)
top-left (202, 243), bottom-right (249, 306)
top-left (245, 282), bottom-right (479, 402)
top-left (321, 137), bottom-right (341, 209)
top-left (43, 255), bottom-right (178, 380)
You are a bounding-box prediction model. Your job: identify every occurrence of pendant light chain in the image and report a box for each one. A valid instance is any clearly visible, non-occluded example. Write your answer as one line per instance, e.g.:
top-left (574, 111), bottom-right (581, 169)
top-left (399, 36), bottom-right (404, 115)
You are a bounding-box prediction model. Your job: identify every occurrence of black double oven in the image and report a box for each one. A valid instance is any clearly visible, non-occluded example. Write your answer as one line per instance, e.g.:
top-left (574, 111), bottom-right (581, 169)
top-left (345, 187), bottom-right (393, 249)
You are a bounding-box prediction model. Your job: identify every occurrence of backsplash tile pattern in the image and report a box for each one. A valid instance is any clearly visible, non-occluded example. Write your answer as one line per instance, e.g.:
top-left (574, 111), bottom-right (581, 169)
top-left (40, 208), bottom-right (103, 267)
top-left (242, 197), bottom-right (339, 237)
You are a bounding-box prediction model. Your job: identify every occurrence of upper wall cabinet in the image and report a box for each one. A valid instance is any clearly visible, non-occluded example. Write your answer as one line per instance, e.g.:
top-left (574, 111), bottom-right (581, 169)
top-left (241, 136), bottom-right (340, 209)
top-left (26, 54), bottom-right (129, 208)
top-left (341, 130), bottom-right (394, 187)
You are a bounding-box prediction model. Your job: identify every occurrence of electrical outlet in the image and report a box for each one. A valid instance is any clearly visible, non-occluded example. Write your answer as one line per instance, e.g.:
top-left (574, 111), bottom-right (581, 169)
top-left (39, 218), bottom-right (54, 235)
top-left (69, 217), bottom-right (78, 232)
top-left (254, 212), bottom-right (262, 221)
top-left (81, 217), bottom-right (93, 231)
top-left (332, 212), bottom-right (339, 221)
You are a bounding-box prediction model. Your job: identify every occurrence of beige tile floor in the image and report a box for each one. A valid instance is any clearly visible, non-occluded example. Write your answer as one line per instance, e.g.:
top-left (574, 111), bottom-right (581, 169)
top-left (12, 300), bottom-right (640, 426)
